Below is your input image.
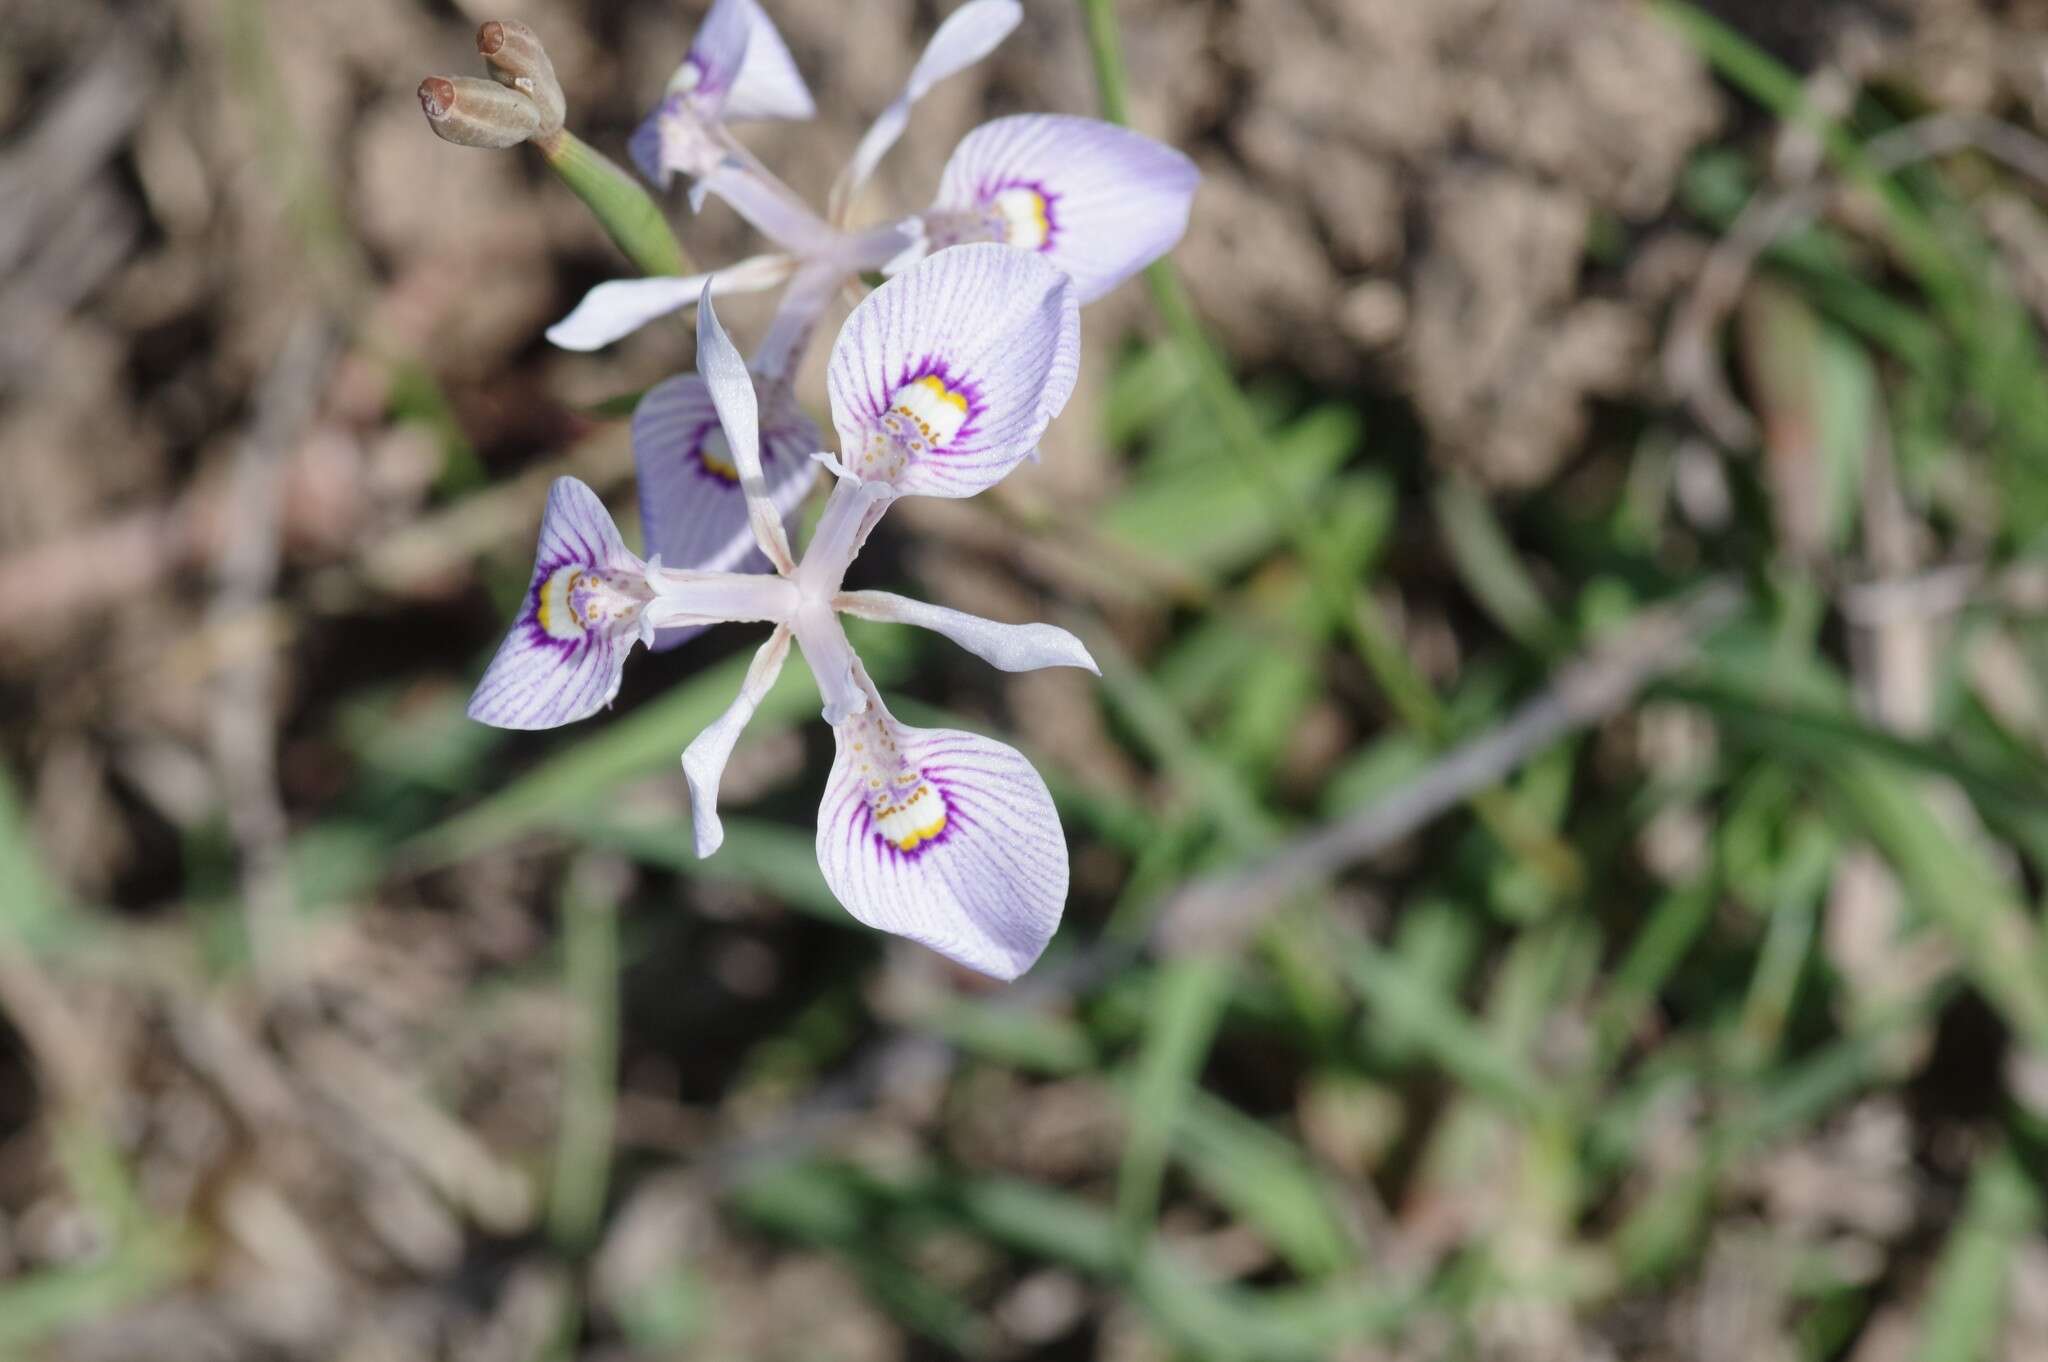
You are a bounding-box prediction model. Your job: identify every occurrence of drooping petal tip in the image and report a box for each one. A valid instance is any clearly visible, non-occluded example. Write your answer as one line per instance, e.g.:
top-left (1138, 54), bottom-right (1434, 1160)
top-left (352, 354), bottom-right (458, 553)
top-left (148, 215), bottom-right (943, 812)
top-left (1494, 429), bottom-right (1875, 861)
top-left (682, 626), bottom-right (794, 857)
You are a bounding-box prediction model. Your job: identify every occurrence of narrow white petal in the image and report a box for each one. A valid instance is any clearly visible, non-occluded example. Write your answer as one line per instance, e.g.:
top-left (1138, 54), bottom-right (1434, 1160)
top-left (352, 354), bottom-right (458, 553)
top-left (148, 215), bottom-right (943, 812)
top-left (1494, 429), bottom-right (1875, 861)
top-left (545, 256), bottom-right (792, 351)
top-left (682, 626), bottom-right (793, 856)
top-left (697, 289), bottom-right (797, 575)
top-left (696, 158), bottom-right (841, 256)
top-left (828, 0), bottom-right (1022, 220)
top-left (835, 591), bottom-right (1097, 674)
top-left (817, 701), bottom-right (1066, 979)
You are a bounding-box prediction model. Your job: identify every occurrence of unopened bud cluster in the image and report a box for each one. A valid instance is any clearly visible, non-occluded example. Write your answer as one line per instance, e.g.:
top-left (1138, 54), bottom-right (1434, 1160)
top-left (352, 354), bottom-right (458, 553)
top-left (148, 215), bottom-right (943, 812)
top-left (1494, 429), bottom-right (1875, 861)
top-left (420, 20), bottom-right (566, 149)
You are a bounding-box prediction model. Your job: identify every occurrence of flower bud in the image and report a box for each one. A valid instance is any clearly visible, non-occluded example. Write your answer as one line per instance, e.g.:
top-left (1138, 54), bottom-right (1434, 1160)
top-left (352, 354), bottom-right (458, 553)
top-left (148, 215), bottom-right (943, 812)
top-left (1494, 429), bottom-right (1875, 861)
top-left (418, 75), bottom-right (541, 150)
top-left (477, 20), bottom-right (566, 139)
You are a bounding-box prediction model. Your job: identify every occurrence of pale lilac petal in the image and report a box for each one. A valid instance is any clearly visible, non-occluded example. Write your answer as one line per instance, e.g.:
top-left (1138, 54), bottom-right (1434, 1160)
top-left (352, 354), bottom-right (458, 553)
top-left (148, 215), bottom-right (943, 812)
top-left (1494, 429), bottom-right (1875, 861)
top-left (927, 115), bottom-right (1197, 303)
top-left (698, 288), bottom-right (797, 574)
top-left (694, 158), bottom-right (840, 255)
top-left (628, 107), bottom-right (671, 186)
top-left (721, 0), bottom-right (816, 122)
top-left (828, 0), bottom-right (1021, 220)
top-left (683, 0), bottom-right (755, 106)
top-left (545, 256), bottom-right (793, 351)
top-left (632, 371), bottom-right (821, 620)
top-left (752, 258), bottom-right (849, 381)
top-left (468, 478), bottom-right (650, 730)
top-left (833, 591), bottom-right (1098, 674)
top-left (817, 706), bottom-right (1067, 979)
top-left (682, 625), bottom-right (792, 855)
top-left (825, 243), bottom-right (1079, 498)
top-left (630, 94), bottom-right (731, 188)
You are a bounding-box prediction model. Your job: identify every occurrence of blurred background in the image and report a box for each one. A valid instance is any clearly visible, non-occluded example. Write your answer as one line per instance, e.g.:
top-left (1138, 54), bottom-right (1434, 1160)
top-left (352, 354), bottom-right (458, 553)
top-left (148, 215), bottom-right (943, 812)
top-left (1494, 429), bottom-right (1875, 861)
top-left (8, 0), bottom-right (2048, 1357)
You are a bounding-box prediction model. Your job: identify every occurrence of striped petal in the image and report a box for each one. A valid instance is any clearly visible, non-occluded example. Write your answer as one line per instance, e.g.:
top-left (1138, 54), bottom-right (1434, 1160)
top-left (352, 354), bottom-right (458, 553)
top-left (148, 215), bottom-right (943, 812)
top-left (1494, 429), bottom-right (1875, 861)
top-left (468, 478), bottom-right (651, 730)
top-left (817, 699), bottom-right (1067, 979)
top-left (632, 370), bottom-right (821, 649)
top-left (825, 243), bottom-right (1078, 498)
top-left (682, 625), bottom-right (792, 856)
top-left (828, 0), bottom-right (1021, 221)
top-left (919, 115), bottom-right (1198, 304)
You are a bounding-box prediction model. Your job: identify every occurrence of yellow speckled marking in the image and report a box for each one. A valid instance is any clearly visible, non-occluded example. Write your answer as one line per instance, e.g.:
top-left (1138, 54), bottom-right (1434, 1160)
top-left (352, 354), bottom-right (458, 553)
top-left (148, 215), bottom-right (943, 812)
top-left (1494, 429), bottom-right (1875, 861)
top-left (874, 781), bottom-right (947, 852)
top-left (891, 375), bottom-right (970, 447)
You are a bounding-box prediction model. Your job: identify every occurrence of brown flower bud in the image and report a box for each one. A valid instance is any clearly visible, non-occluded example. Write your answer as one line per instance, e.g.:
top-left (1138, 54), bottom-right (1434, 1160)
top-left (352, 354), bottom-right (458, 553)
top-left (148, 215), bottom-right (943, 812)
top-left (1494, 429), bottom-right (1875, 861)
top-left (477, 20), bottom-right (566, 139)
top-left (418, 75), bottom-right (541, 149)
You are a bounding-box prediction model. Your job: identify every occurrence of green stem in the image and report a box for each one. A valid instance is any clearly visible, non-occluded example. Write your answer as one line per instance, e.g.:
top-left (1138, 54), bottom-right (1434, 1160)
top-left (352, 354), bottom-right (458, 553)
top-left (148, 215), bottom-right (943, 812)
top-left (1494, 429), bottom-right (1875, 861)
top-left (539, 130), bottom-right (692, 278)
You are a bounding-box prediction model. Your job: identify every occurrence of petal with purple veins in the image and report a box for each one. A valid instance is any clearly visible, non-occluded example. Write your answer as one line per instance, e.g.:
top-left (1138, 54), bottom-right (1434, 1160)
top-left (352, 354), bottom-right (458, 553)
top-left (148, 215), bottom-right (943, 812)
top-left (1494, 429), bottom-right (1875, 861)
top-left (817, 699), bottom-right (1067, 979)
top-left (632, 371), bottom-right (821, 649)
top-left (924, 115), bottom-right (1198, 304)
top-left (825, 243), bottom-right (1078, 499)
top-left (468, 478), bottom-right (652, 730)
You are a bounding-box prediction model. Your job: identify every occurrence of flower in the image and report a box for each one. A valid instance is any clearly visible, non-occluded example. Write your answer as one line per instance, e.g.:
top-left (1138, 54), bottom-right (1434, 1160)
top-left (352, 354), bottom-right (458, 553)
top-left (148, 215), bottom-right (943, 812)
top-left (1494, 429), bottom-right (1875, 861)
top-left (470, 245), bottom-right (1092, 979)
top-left (627, 0), bottom-right (816, 190)
top-left (546, 0), bottom-right (1197, 353)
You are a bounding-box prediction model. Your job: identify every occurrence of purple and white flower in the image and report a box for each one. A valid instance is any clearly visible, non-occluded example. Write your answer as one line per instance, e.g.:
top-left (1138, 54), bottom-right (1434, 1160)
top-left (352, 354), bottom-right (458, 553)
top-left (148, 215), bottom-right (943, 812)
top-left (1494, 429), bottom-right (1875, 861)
top-left (627, 0), bottom-right (816, 190)
top-left (546, 0), bottom-right (1196, 354)
top-left (470, 246), bottom-right (1088, 979)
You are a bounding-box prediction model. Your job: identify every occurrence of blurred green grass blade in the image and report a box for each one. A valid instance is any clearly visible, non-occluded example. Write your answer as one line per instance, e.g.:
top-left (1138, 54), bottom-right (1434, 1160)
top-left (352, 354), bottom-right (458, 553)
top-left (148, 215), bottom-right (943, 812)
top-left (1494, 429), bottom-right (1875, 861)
top-left (567, 816), bottom-right (843, 919)
top-left (1095, 404), bottom-right (1369, 577)
top-left (1914, 1145), bottom-right (2038, 1362)
top-left (1729, 816), bottom-right (1834, 1073)
top-left (1433, 479), bottom-right (1559, 650)
top-left (1591, 877), bottom-right (1717, 1069)
top-left (1103, 338), bottom-right (1194, 446)
top-left (1116, 957), bottom-right (1233, 1247)
top-left (0, 1229), bottom-right (196, 1354)
top-left (1367, 900), bottom-right (1479, 1067)
top-left (1827, 754), bottom-right (2048, 1050)
top-left (731, 1160), bottom-right (871, 1243)
top-left (1172, 1089), bottom-right (1358, 1276)
top-left (0, 768), bottom-right (65, 949)
top-left (1346, 935), bottom-right (1546, 1113)
top-left (546, 860), bottom-right (621, 1255)
top-left (847, 1254), bottom-right (992, 1359)
top-left (1663, 678), bottom-right (2048, 811)
top-left (951, 1175), bottom-right (1122, 1274)
top-left (922, 1000), bottom-right (1097, 1076)
top-left (1088, 626), bottom-right (1279, 851)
